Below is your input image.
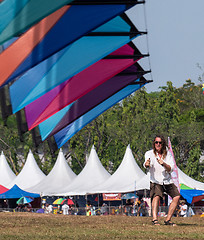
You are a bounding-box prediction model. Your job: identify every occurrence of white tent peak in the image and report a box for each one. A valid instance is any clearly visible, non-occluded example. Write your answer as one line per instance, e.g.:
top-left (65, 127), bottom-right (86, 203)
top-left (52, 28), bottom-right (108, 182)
top-left (88, 145), bottom-right (149, 194)
top-left (50, 149), bottom-right (76, 177)
top-left (82, 146), bottom-right (107, 173)
top-left (56, 146), bottom-right (110, 196)
top-left (7, 150), bottom-right (46, 189)
top-left (178, 168), bottom-right (204, 190)
top-left (26, 149), bottom-right (76, 195)
top-left (115, 145), bottom-right (144, 176)
top-left (91, 145), bottom-right (95, 150)
top-left (0, 151), bottom-right (16, 187)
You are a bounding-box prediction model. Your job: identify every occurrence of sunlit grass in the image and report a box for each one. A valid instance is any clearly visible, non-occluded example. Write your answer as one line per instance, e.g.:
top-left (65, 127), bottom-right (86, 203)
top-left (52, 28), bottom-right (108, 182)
top-left (0, 213), bottom-right (203, 239)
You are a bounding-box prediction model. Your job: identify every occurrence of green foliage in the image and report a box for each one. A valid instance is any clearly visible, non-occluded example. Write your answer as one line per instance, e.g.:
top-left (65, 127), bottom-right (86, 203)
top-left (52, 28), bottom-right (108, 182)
top-left (183, 144), bottom-right (204, 182)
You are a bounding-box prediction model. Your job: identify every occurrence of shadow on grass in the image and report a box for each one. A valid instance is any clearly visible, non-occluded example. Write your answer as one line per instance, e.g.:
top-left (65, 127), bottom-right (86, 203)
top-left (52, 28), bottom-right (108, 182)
top-left (177, 223), bottom-right (198, 226)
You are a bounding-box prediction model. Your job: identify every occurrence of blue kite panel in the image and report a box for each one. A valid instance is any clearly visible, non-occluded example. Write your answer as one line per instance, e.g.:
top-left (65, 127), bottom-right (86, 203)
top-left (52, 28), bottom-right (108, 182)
top-left (6, 4), bottom-right (130, 84)
top-left (10, 16), bottom-right (138, 113)
top-left (2, 37), bottom-right (18, 49)
top-left (0, 0), bottom-right (29, 33)
top-left (0, 0), bottom-right (74, 45)
top-left (39, 103), bottom-right (75, 140)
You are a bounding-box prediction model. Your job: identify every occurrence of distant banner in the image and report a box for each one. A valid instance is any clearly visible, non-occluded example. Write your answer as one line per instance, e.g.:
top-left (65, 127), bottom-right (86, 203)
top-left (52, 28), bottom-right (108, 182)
top-left (103, 193), bottom-right (121, 201)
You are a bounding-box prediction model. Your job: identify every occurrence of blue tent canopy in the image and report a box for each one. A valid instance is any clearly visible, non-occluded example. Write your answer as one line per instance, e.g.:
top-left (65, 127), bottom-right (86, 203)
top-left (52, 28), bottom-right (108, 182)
top-left (180, 189), bottom-right (204, 204)
top-left (0, 184), bottom-right (40, 199)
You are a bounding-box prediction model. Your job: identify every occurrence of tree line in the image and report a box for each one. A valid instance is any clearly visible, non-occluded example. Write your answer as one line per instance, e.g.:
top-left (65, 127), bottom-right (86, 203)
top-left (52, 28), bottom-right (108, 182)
top-left (0, 79), bottom-right (203, 182)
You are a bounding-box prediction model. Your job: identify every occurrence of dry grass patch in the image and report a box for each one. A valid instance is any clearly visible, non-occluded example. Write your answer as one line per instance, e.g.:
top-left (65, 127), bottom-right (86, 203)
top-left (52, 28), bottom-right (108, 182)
top-left (0, 212), bottom-right (203, 240)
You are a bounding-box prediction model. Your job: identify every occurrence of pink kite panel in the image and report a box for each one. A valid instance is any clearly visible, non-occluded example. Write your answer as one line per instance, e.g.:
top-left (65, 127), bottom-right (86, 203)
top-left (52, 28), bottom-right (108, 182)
top-left (25, 44), bottom-right (141, 130)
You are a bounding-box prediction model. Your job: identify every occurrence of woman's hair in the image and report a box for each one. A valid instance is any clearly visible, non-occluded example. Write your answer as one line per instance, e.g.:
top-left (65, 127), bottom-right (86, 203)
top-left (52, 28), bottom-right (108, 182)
top-left (153, 135), bottom-right (167, 158)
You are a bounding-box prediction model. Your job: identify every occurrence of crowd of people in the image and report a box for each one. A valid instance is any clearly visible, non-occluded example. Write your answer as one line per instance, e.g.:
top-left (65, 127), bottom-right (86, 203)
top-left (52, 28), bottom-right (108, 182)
top-left (14, 196), bottom-right (195, 218)
top-left (15, 202), bottom-right (32, 212)
top-left (124, 198), bottom-right (149, 217)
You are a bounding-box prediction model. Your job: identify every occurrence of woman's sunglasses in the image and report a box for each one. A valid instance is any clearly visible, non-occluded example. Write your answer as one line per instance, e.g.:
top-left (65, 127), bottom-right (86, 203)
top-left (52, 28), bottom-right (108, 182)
top-left (155, 141), bottom-right (162, 145)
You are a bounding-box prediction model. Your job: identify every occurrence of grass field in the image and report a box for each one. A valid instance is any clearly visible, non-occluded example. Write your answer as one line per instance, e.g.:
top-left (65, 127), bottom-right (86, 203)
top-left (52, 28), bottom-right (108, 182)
top-left (0, 212), bottom-right (203, 240)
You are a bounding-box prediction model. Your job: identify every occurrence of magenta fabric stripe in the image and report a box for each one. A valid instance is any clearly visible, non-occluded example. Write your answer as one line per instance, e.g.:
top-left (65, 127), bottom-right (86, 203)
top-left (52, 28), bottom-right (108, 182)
top-left (25, 44), bottom-right (140, 129)
top-left (49, 64), bottom-right (141, 138)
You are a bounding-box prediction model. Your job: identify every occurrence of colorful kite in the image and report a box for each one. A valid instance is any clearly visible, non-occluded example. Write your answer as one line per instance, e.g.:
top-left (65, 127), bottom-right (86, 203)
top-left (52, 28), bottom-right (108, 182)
top-left (53, 76), bottom-right (150, 148)
top-left (38, 63), bottom-right (150, 142)
top-left (10, 15), bottom-right (141, 113)
top-left (0, 3), bottom-right (135, 87)
top-left (0, 0), bottom-right (75, 45)
top-left (0, 0), bottom-right (152, 148)
top-left (25, 43), bottom-right (144, 130)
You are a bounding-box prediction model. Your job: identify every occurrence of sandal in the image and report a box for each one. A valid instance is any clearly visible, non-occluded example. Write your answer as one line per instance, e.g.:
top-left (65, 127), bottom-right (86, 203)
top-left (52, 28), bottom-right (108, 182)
top-left (152, 219), bottom-right (160, 225)
top-left (164, 220), bottom-right (176, 226)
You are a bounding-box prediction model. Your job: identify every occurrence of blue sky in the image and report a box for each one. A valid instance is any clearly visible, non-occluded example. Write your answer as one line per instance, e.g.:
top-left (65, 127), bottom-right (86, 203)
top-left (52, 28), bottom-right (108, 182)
top-left (127, 0), bottom-right (204, 92)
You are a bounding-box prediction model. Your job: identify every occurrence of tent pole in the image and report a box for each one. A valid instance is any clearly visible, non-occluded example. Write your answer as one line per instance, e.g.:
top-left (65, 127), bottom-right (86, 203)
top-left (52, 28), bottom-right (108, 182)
top-left (121, 199), bottom-right (123, 215)
top-left (134, 181), bottom-right (136, 216)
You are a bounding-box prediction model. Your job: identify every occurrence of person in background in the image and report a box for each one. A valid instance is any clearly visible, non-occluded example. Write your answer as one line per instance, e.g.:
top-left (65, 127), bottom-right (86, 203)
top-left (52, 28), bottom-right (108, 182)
top-left (138, 199), bottom-right (148, 216)
top-left (16, 204), bottom-right (23, 212)
top-left (47, 204), bottom-right (53, 214)
top-left (86, 201), bottom-right (92, 216)
top-left (134, 198), bottom-right (141, 216)
top-left (25, 202), bottom-right (32, 212)
top-left (44, 204), bottom-right (50, 214)
top-left (174, 204), bottom-right (181, 217)
top-left (101, 203), bottom-right (108, 215)
top-left (62, 203), bottom-right (69, 215)
top-left (144, 135), bottom-right (180, 226)
top-left (179, 201), bottom-right (187, 217)
top-left (125, 199), bottom-right (132, 216)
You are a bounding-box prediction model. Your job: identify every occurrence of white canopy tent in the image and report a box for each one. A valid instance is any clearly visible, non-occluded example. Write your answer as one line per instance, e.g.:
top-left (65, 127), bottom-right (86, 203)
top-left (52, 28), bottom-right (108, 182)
top-left (178, 168), bottom-right (204, 190)
top-left (0, 151), bottom-right (16, 188)
top-left (55, 145), bottom-right (111, 196)
top-left (88, 145), bottom-right (150, 194)
top-left (26, 149), bottom-right (77, 195)
top-left (7, 150), bottom-right (46, 190)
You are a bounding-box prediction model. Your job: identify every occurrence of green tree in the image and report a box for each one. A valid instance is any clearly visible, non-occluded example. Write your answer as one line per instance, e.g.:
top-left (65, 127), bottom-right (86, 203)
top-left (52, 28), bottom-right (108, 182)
top-left (184, 144), bottom-right (203, 181)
